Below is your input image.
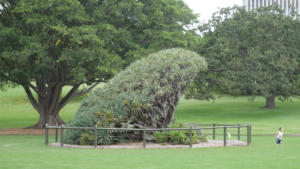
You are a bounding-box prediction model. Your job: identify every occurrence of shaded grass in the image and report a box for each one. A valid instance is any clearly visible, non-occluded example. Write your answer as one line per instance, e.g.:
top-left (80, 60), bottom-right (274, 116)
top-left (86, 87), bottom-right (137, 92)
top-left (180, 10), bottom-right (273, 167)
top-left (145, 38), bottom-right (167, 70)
top-left (0, 135), bottom-right (299, 169)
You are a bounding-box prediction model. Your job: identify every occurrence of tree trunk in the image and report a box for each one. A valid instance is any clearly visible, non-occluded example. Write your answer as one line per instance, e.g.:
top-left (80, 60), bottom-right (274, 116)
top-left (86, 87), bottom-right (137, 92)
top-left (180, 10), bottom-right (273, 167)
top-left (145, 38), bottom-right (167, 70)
top-left (264, 96), bottom-right (275, 109)
top-left (29, 110), bottom-right (65, 128)
top-left (24, 82), bottom-right (80, 128)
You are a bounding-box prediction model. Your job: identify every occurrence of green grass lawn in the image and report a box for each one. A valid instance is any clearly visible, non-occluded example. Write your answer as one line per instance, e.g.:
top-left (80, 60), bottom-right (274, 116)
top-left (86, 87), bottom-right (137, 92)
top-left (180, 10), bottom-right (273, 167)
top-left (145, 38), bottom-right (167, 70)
top-left (1, 87), bottom-right (300, 134)
top-left (1, 87), bottom-right (300, 169)
top-left (176, 97), bottom-right (300, 135)
top-left (0, 135), bottom-right (299, 169)
top-left (0, 87), bottom-right (80, 129)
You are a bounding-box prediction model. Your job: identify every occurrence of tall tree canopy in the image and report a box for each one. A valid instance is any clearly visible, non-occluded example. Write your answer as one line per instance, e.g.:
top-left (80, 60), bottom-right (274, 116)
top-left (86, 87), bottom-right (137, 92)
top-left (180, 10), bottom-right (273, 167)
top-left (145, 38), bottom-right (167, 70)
top-left (0, 0), bottom-right (199, 128)
top-left (186, 6), bottom-right (300, 108)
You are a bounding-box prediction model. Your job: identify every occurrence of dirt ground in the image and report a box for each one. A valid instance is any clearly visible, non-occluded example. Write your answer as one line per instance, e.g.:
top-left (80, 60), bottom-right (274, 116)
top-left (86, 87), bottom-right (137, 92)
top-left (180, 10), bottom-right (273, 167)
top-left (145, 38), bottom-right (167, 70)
top-left (0, 128), bottom-right (60, 135)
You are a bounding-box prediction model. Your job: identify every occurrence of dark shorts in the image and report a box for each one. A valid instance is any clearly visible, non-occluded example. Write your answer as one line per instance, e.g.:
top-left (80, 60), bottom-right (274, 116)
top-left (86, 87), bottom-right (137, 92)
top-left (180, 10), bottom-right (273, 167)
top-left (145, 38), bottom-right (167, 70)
top-left (276, 139), bottom-right (282, 144)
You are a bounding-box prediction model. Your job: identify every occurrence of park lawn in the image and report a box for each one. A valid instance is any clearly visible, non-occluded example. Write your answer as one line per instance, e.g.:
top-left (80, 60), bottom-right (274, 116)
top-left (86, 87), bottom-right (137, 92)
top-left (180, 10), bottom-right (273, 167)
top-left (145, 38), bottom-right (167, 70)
top-left (0, 87), bottom-right (81, 129)
top-left (1, 87), bottom-right (300, 169)
top-left (1, 87), bottom-right (300, 134)
top-left (0, 135), bottom-right (299, 169)
top-left (176, 97), bottom-right (300, 135)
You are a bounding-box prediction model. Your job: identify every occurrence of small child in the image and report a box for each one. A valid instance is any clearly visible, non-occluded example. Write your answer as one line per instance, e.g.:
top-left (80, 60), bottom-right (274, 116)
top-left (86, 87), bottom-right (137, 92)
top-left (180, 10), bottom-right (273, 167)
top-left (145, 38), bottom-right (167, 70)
top-left (276, 127), bottom-right (283, 145)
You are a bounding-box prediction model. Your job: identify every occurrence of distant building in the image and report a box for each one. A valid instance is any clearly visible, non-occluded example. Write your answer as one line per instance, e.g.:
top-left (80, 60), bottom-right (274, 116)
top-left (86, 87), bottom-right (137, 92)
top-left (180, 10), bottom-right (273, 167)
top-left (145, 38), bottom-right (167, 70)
top-left (243, 0), bottom-right (300, 14)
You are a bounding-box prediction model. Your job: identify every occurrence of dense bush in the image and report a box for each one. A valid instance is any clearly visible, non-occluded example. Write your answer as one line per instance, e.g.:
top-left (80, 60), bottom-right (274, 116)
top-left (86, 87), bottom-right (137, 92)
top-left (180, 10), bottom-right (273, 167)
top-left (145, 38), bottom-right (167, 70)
top-left (153, 121), bottom-right (207, 145)
top-left (64, 48), bottom-right (207, 145)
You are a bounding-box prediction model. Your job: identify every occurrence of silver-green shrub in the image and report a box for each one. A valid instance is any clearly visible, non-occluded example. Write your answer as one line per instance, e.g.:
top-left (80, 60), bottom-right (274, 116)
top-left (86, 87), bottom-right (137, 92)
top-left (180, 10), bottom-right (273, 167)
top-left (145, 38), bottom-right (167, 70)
top-left (64, 48), bottom-right (207, 145)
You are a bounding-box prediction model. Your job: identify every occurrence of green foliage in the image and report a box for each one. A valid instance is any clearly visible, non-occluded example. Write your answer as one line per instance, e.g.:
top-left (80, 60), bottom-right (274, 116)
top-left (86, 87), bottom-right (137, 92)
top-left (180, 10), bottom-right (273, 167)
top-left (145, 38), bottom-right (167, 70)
top-left (153, 121), bottom-right (207, 145)
top-left (0, 0), bottom-right (199, 86)
top-left (79, 130), bottom-right (113, 145)
top-left (80, 133), bottom-right (94, 145)
top-left (198, 135), bottom-right (208, 143)
top-left (169, 120), bottom-right (185, 128)
top-left (65, 48), bottom-right (206, 145)
top-left (169, 130), bottom-right (189, 144)
top-left (188, 6), bottom-right (300, 107)
top-left (153, 131), bottom-right (169, 143)
top-left (0, 0), bottom-right (199, 126)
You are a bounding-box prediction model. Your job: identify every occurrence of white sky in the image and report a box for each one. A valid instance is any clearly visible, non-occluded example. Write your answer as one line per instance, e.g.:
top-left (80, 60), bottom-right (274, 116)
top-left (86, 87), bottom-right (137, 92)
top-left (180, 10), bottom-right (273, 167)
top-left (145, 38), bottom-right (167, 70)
top-left (184, 0), bottom-right (243, 22)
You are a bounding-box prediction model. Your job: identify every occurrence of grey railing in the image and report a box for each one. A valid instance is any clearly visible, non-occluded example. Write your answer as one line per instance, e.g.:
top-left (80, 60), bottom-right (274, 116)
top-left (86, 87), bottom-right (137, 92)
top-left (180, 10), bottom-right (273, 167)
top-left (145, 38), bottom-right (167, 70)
top-left (45, 123), bottom-right (252, 148)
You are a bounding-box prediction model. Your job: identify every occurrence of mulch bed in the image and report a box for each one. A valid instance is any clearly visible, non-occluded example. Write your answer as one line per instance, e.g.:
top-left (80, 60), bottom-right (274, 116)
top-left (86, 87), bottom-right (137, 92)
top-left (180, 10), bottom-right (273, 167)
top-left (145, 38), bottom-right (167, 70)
top-left (49, 140), bottom-right (247, 149)
top-left (0, 128), bottom-right (60, 135)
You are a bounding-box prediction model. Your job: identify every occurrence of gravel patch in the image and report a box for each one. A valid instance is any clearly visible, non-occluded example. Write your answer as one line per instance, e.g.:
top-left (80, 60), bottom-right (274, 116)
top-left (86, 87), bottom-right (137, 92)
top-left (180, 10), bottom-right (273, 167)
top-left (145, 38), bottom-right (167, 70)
top-left (49, 140), bottom-right (247, 149)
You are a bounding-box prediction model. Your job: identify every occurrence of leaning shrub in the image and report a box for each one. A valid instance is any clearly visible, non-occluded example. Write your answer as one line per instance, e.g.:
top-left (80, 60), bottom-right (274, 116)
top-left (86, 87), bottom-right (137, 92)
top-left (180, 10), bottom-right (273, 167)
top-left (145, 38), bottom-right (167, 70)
top-left (64, 48), bottom-right (207, 145)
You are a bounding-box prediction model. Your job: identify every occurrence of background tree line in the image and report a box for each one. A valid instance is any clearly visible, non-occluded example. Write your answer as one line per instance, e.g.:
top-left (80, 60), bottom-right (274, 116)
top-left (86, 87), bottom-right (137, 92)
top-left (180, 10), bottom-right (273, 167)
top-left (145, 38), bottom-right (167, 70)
top-left (187, 5), bottom-right (300, 109)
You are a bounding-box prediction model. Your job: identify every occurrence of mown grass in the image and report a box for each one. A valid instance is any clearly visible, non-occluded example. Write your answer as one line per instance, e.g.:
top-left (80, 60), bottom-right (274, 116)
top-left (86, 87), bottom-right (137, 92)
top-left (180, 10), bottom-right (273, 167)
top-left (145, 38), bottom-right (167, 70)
top-left (0, 135), bottom-right (299, 169)
top-left (1, 87), bottom-right (300, 169)
top-left (1, 87), bottom-right (300, 134)
top-left (176, 97), bottom-right (300, 135)
top-left (0, 87), bottom-right (81, 128)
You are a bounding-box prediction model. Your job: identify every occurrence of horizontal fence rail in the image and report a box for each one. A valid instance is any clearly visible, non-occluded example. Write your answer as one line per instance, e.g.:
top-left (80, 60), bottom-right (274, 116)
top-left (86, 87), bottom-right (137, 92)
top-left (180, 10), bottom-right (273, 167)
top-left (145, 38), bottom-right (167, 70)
top-left (45, 123), bottom-right (252, 148)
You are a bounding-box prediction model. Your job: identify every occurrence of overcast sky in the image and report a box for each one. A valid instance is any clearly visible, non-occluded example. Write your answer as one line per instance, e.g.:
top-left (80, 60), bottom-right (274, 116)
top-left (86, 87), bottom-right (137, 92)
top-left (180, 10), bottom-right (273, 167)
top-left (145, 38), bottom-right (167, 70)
top-left (184, 0), bottom-right (243, 22)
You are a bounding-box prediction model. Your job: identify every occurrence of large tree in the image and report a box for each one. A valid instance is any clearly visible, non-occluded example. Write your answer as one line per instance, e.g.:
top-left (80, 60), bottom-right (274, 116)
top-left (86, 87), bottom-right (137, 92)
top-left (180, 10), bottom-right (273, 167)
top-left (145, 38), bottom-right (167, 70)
top-left (186, 6), bottom-right (300, 108)
top-left (0, 0), bottom-right (198, 128)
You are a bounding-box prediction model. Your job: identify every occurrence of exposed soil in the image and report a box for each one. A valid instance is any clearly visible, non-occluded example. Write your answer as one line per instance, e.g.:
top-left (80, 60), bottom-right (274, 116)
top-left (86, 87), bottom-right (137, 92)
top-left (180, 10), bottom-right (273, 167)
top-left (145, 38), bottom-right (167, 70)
top-left (0, 128), bottom-right (60, 135)
top-left (49, 140), bottom-right (247, 149)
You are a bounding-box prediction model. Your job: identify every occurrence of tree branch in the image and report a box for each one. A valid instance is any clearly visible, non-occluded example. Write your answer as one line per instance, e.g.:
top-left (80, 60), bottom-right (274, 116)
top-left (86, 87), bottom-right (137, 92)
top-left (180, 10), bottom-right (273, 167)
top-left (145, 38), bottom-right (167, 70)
top-left (48, 84), bottom-right (63, 115)
top-left (0, 73), bottom-right (19, 84)
top-left (58, 84), bottom-right (80, 111)
top-left (75, 82), bottom-right (100, 97)
top-left (23, 86), bottom-right (39, 112)
top-left (28, 83), bottom-right (38, 93)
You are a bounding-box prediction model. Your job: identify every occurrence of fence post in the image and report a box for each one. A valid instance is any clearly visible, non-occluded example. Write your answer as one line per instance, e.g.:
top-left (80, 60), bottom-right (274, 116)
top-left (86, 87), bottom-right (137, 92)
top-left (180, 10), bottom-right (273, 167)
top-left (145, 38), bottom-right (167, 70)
top-left (60, 124), bottom-right (64, 147)
top-left (143, 127), bottom-right (146, 149)
top-left (247, 123), bottom-right (250, 146)
top-left (237, 123), bottom-right (240, 140)
top-left (55, 123), bottom-right (58, 143)
top-left (223, 126), bottom-right (227, 147)
top-left (189, 127), bottom-right (193, 148)
top-left (196, 129), bottom-right (202, 137)
top-left (45, 124), bottom-right (48, 145)
top-left (249, 123), bottom-right (252, 144)
top-left (94, 125), bottom-right (98, 148)
top-left (213, 123), bottom-right (216, 140)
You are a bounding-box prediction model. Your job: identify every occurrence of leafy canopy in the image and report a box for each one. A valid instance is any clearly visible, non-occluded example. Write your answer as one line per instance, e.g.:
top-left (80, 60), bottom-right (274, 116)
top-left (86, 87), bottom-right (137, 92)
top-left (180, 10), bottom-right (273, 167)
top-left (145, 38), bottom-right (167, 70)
top-left (0, 0), bottom-right (199, 127)
top-left (187, 6), bottom-right (300, 107)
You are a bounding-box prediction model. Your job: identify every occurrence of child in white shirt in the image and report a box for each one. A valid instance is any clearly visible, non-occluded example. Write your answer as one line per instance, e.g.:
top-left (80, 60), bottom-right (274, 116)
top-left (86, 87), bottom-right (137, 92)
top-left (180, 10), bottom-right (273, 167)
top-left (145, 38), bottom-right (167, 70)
top-left (276, 127), bottom-right (283, 145)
